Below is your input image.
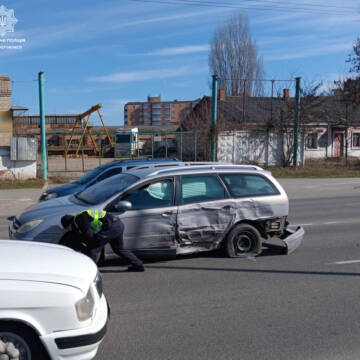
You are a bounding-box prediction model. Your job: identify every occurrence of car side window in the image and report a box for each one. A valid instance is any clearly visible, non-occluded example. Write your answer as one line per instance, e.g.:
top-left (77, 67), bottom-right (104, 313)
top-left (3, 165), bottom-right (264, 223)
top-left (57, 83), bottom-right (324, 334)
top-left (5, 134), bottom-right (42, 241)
top-left (220, 173), bottom-right (280, 198)
top-left (97, 168), bottom-right (122, 182)
top-left (122, 179), bottom-right (174, 210)
top-left (180, 175), bottom-right (226, 205)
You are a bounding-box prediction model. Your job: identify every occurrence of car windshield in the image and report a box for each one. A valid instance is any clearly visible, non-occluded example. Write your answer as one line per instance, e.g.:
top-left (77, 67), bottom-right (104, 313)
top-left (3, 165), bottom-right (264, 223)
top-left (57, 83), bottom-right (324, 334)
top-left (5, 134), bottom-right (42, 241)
top-left (75, 163), bottom-right (116, 185)
top-left (75, 173), bottom-right (139, 205)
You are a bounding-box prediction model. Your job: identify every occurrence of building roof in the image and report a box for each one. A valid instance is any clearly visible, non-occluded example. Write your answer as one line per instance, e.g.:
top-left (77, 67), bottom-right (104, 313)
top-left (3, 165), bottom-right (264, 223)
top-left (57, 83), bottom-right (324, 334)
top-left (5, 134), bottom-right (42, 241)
top-left (11, 105), bottom-right (29, 111)
top-left (185, 94), bottom-right (360, 129)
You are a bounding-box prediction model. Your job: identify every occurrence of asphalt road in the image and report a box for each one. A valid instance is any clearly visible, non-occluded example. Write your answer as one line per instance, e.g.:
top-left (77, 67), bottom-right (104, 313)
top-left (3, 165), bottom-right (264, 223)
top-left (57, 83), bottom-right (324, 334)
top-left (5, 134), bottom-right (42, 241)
top-left (1, 178), bottom-right (360, 360)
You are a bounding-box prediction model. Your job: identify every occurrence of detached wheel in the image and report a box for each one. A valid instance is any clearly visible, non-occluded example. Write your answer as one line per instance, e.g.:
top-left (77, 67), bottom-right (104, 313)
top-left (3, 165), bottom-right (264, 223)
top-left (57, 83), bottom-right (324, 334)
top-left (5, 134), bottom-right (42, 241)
top-left (225, 223), bottom-right (262, 257)
top-left (0, 322), bottom-right (50, 360)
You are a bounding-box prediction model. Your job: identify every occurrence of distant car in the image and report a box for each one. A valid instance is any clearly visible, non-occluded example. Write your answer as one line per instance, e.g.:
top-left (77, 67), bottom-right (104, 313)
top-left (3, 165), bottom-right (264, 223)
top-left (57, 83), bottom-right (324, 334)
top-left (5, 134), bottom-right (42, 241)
top-left (10, 164), bottom-right (304, 259)
top-left (39, 158), bottom-right (181, 201)
top-left (0, 240), bottom-right (108, 360)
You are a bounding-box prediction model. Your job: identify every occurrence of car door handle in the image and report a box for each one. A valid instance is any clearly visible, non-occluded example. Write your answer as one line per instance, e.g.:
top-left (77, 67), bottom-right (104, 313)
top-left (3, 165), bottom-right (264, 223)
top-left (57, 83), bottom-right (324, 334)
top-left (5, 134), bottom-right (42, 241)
top-left (162, 211), bottom-right (174, 217)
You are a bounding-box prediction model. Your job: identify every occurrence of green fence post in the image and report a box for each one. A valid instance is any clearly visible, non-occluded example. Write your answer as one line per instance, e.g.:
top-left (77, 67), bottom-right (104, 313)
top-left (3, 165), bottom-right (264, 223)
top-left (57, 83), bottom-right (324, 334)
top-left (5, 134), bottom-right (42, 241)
top-left (38, 72), bottom-right (47, 180)
top-left (293, 77), bottom-right (301, 166)
top-left (151, 134), bottom-right (154, 159)
top-left (165, 136), bottom-right (168, 158)
top-left (211, 75), bottom-right (218, 162)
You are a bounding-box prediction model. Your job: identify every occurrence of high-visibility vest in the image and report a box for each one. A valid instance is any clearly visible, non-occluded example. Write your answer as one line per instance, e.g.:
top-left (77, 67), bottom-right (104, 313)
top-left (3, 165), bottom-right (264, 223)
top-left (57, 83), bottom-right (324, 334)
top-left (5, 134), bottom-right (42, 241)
top-left (75, 209), bottom-right (107, 232)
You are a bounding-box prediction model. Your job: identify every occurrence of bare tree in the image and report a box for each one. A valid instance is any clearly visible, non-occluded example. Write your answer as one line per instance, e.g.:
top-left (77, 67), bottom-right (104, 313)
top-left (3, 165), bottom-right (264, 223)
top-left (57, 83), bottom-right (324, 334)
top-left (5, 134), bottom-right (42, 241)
top-left (209, 12), bottom-right (264, 96)
top-left (347, 37), bottom-right (360, 74)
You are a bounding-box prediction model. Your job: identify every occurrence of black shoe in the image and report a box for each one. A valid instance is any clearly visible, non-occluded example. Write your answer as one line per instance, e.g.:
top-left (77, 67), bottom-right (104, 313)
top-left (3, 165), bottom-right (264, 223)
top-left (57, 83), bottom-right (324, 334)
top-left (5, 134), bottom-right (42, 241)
top-left (127, 265), bottom-right (145, 272)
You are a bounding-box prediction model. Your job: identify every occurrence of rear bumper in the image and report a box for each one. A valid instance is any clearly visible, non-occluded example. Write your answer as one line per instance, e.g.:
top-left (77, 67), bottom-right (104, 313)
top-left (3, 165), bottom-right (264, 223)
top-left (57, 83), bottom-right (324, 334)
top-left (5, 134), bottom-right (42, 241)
top-left (41, 295), bottom-right (108, 360)
top-left (281, 226), bottom-right (304, 255)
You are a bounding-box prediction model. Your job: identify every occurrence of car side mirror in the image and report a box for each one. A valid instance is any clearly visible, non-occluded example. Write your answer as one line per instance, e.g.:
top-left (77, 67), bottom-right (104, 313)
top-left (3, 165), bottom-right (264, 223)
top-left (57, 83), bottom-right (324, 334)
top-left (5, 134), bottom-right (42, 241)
top-left (114, 201), bottom-right (132, 212)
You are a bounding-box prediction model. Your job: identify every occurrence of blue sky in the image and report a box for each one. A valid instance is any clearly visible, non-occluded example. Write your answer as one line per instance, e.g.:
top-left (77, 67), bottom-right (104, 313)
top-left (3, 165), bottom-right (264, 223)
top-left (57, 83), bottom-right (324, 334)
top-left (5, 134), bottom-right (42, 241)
top-left (1, 0), bottom-right (359, 125)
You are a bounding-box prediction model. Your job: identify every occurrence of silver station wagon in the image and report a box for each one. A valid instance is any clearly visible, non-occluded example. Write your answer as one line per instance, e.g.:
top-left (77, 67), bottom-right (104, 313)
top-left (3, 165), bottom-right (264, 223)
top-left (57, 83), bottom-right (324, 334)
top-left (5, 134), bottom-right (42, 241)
top-left (9, 165), bottom-right (304, 259)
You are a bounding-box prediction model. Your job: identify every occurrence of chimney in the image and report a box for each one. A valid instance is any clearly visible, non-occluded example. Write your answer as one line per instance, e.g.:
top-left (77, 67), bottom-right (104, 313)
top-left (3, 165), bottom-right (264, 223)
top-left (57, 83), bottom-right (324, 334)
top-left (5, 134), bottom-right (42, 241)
top-left (218, 88), bottom-right (226, 101)
top-left (283, 88), bottom-right (290, 100)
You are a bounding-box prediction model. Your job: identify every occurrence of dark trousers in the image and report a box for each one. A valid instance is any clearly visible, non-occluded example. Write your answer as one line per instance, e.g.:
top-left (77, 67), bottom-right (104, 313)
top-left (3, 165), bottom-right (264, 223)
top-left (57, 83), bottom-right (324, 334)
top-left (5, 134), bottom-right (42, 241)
top-left (86, 220), bottom-right (144, 268)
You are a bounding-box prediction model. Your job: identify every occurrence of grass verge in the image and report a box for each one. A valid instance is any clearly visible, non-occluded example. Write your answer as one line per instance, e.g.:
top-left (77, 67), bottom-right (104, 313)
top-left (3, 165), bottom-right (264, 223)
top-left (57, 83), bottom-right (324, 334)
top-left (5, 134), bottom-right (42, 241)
top-left (267, 158), bottom-right (360, 178)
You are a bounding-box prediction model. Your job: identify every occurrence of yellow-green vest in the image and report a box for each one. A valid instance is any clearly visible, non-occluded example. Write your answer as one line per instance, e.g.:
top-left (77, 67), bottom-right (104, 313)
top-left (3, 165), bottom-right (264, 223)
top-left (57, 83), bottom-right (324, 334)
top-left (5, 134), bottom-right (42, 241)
top-left (75, 209), bottom-right (106, 232)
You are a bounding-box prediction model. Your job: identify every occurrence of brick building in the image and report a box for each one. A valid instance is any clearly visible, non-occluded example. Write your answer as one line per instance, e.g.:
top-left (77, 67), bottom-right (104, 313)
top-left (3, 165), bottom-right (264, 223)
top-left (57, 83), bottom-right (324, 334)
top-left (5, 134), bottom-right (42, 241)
top-left (124, 95), bottom-right (199, 126)
top-left (0, 75), bottom-right (13, 146)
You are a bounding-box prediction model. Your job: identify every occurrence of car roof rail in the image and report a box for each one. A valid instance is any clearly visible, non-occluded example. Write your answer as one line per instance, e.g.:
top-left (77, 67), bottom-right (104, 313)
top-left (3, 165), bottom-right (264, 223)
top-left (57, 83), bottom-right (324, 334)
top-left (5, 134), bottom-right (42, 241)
top-left (144, 164), bottom-right (264, 177)
top-left (127, 162), bottom-right (184, 171)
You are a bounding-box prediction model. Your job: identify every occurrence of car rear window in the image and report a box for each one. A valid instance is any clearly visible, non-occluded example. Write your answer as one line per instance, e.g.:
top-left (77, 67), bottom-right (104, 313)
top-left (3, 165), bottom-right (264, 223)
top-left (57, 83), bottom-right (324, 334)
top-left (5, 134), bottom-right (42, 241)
top-left (220, 173), bottom-right (280, 198)
top-left (180, 174), bottom-right (226, 204)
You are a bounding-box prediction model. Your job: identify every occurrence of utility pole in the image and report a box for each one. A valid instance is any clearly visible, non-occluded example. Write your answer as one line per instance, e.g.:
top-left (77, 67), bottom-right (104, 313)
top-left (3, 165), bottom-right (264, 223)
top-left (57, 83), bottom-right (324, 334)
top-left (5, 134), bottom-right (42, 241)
top-left (293, 77), bottom-right (301, 166)
top-left (211, 74), bottom-right (218, 162)
top-left (38, 71), bottom-right (47, 180)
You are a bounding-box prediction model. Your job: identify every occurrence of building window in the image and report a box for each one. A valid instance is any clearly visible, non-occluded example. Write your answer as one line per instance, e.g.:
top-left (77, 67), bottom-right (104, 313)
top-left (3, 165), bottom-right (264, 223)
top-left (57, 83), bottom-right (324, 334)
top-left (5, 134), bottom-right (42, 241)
top-left (306, 133), bottom-right (318, 149)
top-left (152, 103), bottom-right (162, 109)
top-left (353, 133), bottom-right (360, 147)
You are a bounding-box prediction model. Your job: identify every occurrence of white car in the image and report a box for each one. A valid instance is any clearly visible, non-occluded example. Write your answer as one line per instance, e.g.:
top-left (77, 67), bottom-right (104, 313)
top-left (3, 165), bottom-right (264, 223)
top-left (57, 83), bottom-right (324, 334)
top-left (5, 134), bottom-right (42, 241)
top-left (0, 240), bottom-right (108, 360)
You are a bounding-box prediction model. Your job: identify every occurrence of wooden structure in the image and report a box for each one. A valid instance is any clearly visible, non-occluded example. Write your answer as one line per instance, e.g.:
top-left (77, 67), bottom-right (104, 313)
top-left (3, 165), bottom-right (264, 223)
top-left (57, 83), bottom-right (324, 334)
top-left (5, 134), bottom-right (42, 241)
top-left (65, 104), bottom-right (114, 157)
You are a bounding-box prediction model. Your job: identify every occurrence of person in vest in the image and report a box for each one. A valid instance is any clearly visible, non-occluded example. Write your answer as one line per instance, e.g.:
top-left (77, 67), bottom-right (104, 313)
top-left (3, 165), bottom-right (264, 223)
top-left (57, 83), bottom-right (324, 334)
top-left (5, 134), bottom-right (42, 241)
top-left (60, 210), bottom-right (145, 272)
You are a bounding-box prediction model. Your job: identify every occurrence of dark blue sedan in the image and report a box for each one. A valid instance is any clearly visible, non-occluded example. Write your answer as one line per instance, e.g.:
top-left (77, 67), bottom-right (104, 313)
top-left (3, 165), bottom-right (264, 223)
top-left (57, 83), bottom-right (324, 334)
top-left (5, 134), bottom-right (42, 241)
top-left (39, 158), bottom-right (181, 201)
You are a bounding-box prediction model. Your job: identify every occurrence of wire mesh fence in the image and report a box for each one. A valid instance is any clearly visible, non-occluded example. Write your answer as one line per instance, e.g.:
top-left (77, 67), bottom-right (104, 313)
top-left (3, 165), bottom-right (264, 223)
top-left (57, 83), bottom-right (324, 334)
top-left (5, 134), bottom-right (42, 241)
top-left (12, 129), bottom-right (211, 174)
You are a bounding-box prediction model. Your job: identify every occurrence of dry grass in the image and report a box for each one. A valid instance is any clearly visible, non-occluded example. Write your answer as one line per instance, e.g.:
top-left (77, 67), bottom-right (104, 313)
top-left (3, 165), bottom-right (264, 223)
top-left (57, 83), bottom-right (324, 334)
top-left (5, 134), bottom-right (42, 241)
top-left (48, 175), bottom-right (71, 184)
top-left (267, 157), bottom-right (360, 178)
top-left (0, 178), bottom-right (45, 189)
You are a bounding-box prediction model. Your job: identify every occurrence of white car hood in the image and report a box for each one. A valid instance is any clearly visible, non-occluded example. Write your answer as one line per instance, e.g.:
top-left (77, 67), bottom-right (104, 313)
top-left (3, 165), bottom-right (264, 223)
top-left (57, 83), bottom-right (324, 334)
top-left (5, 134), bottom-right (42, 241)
top-left (0, 240), bottom-right (97, 293)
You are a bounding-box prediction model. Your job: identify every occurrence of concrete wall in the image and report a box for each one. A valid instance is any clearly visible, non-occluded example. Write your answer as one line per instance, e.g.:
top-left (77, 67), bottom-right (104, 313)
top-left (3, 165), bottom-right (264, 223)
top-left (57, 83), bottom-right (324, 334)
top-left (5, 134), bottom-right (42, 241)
top-left (217, 130), bottom-right (286, 166)
top-left (0, 147), bottom-right (37, 180)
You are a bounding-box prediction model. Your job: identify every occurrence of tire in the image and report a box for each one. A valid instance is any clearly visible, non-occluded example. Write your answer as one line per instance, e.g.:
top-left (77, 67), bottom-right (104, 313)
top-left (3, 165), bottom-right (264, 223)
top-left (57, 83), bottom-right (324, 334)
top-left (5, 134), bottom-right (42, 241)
top-left (225, 223), bottom-right (262, 258)
top-left (0, 321), bottom-right (50, 360)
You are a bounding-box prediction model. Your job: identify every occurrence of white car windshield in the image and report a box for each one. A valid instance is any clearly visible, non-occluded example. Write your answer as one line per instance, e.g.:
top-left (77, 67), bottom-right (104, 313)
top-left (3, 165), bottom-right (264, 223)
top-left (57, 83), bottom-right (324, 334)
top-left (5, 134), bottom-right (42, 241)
top-left (75, 173), bottom-right (139, 205)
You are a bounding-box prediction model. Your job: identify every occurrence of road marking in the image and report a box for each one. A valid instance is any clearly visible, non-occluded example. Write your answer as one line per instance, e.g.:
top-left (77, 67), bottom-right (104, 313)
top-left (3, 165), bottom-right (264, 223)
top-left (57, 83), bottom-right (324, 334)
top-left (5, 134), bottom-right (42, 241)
top-left (323, 221), bottom-right (341, 225)
top-left (333, 260), bottom-right (360, 265)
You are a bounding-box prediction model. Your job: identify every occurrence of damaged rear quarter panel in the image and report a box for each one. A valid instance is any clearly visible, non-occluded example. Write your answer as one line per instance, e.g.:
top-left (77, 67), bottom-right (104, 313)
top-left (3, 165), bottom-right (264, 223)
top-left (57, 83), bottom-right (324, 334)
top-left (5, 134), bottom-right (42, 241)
top-left (177, 194), bottom-right (288, 248)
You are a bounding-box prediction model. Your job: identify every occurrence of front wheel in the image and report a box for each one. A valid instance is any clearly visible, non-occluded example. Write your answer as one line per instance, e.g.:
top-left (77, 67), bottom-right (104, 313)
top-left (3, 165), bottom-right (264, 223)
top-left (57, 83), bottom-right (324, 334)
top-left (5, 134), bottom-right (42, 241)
top-left (0, 322), bottom-right (50, 360)
top-left (225, 223), bottom-right (262, 258)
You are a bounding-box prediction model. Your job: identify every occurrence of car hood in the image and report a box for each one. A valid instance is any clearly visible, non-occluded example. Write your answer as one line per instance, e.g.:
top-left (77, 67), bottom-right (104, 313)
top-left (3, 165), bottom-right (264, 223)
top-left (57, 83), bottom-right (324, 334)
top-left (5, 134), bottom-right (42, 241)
top-left (0, 240), bottom-right (97, 293)
top-left (47, 182), bottom-right (82, 195)
top-left (18, 195), bottom-right (86, 224)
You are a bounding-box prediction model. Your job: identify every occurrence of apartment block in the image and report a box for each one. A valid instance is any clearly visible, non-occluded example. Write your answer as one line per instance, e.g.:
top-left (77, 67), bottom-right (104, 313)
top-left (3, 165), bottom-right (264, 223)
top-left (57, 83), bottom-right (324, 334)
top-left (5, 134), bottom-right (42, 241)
top-left (124, 95), bottom-right (199, 126)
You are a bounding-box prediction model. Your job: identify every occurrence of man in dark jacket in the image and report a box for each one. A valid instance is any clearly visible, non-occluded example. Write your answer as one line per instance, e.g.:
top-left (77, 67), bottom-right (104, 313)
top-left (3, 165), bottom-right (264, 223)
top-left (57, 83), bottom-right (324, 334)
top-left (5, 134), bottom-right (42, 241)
top-left (61, 210), bottom-right (145, 272)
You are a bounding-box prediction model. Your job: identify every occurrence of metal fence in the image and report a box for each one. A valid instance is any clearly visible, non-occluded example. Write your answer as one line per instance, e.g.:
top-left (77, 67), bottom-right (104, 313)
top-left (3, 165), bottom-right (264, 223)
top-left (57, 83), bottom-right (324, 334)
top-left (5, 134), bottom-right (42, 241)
top-left (42, 130), bottom-right (210, 174)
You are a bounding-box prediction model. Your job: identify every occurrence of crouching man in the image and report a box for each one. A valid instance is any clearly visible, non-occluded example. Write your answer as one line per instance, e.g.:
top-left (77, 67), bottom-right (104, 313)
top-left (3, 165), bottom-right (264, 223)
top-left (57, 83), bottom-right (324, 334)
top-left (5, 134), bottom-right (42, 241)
top-left (61, 210), bottom-right (145, 272)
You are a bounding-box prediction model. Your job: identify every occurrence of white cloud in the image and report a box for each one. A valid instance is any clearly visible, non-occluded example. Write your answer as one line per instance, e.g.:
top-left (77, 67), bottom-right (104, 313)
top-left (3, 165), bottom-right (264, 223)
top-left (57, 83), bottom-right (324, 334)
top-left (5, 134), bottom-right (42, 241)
top-left (87, 66), bottom-right (202, 83)
top-left (265, 42), bottom-right (353, 61)
top-left (148, 45), bottom-right (210, 56)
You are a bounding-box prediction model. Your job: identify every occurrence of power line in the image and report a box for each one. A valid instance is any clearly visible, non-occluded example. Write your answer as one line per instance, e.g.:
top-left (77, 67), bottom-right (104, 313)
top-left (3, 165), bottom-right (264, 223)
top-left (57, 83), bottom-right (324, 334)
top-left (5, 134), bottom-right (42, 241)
top-left (177, 0), bottom-right (359, 12)
top-left (130, 0), bottom-right (359, 16)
